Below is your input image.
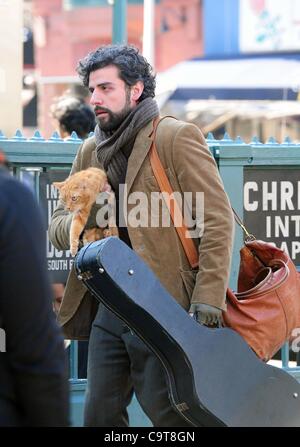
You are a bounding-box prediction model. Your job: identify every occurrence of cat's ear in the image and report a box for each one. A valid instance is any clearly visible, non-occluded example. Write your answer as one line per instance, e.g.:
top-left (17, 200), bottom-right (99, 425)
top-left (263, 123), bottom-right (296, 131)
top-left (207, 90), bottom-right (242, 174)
top-left (53, 181), bottom-right (65, 190)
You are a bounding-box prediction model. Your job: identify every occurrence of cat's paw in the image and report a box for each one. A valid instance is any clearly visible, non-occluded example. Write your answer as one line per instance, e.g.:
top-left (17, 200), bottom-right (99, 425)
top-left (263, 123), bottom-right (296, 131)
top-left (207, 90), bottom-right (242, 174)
top-left (83, 228), bottom-right (104, 244)
top-left (103, 227), bottom-right (119, 238)
top-left (70, 241), bottom-right (79, 257)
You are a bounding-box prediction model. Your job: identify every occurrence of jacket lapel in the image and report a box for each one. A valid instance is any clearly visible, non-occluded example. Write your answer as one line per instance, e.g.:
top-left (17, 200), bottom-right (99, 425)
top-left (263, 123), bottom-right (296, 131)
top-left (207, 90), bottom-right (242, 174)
top-left (90, 150), bottom-right (103, 169)
top-left (126, 120), bottom-right (154, 194)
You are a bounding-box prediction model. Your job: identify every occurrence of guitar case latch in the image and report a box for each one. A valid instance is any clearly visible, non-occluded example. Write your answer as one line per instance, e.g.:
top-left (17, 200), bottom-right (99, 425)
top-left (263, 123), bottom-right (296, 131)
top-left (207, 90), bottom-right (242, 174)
top-left (77, 270), bottom-right (93, 281)
top-left (176, 402), bottom-right (189, 412)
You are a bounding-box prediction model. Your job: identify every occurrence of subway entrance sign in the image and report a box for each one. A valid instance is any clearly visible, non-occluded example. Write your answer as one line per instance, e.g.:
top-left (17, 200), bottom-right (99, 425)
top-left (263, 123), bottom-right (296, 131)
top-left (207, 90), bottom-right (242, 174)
top-left (244, 168), bottom-right (300, 265)
top-left (39, 170), bottom-right (72, 283)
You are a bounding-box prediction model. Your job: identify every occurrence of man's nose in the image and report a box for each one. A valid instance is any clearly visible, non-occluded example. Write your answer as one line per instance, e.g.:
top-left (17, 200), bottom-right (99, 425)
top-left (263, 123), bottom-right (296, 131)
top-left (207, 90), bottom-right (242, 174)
top-left (90, 90), bottom-right (103, 106)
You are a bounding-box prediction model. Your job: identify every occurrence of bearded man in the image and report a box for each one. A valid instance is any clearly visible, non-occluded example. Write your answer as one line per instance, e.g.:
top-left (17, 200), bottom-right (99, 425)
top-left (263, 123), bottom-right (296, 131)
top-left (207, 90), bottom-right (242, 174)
top-left (49, 44), bottom-right (234, 427)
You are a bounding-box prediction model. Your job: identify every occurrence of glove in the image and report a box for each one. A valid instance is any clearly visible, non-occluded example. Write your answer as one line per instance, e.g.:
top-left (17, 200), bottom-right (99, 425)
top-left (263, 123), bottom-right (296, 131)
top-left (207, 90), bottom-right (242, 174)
top-left (84, 203), bottom-right (102, 230)
top-left (189, 303), bottom-right (223, 327)
top-left (85, 201), bottom-right (109, 230)
top-left (85, 190), bottom-right (115, 230)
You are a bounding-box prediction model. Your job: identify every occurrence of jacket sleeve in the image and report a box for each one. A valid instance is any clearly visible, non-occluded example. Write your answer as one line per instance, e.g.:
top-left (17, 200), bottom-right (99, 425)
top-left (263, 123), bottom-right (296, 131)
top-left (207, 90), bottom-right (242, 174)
top-left (0, 175), bottom-right (69, 426)
top-left (171, 122), bottom-right (234, 310)
top-left (48, 143), bottom-right (83, 251)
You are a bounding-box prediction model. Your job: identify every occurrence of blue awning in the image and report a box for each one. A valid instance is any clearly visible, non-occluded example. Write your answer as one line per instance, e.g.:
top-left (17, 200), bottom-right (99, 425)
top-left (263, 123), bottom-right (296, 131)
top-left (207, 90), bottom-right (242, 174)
top-left (170, 88), bottom-right (297, 101)
top-left (156, 58), bottom-right (300, 101)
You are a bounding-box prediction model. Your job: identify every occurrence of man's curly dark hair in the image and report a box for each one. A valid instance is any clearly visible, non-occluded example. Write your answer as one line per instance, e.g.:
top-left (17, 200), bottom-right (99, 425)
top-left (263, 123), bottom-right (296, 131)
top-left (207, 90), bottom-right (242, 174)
top-left (77, 45), bottom-right (156, 102)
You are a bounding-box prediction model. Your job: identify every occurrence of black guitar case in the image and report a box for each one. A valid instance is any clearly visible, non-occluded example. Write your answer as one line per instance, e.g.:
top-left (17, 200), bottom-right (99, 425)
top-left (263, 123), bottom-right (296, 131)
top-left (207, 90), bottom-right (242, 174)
top-left (75, 237), bottom-right (300, 427)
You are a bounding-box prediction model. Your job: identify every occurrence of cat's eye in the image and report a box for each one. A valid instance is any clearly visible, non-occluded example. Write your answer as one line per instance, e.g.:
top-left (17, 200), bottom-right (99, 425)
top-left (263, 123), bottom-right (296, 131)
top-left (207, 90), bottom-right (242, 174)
top-left (71, 196), bottom-right (78, 202)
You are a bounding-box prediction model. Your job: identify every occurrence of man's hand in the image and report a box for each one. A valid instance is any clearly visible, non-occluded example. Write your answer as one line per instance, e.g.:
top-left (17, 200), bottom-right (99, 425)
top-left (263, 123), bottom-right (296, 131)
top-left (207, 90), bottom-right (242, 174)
top-left (85, 202), bottom-right (109, 230)
top-left (189, 303), bottom-right (223, 327)
top-left (85, 190), bottom-right (114, 230)
top-left (85, 203), bottom-right (102, 230)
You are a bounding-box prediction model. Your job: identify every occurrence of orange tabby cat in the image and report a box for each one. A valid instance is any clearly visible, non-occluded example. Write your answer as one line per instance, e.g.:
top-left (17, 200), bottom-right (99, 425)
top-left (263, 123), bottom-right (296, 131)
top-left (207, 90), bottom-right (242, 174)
top-left (53, 167), bottom-right (118, 256)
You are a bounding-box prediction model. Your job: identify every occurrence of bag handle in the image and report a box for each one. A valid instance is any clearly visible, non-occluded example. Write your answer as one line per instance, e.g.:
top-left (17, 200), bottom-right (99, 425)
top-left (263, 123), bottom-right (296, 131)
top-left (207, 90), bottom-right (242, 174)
top-left (149, 117), bottom-right (254, 269)
top-left (231, 208), bottom-right (255, 242)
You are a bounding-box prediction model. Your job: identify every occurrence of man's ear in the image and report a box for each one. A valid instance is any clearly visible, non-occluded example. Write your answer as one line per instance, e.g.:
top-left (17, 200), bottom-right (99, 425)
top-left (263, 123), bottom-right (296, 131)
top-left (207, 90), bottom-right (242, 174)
top-left (131, 81), bottom-right (144, 103)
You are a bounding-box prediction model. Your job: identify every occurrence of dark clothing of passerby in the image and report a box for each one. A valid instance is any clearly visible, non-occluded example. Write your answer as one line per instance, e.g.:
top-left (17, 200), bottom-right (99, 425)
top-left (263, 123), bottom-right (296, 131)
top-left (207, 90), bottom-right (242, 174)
top-left (0, 168), bottom-right (69, 426)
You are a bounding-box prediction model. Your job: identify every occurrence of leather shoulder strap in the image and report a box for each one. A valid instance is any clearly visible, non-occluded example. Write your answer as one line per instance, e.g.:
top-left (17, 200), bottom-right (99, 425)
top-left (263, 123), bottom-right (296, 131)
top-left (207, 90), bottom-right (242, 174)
top-left (149, 117), bottom-right (199, 269)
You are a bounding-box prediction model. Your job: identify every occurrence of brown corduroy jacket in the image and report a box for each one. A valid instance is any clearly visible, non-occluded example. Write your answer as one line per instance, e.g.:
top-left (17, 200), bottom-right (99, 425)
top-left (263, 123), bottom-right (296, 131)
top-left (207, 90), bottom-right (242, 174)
top-left (49, 117), bottom-right (234, 339)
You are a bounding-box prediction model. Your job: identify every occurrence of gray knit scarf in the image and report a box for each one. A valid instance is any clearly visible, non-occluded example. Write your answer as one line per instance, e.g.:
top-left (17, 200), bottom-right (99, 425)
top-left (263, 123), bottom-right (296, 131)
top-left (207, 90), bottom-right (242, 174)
top-left (94, 97), bottom-right (159, 194)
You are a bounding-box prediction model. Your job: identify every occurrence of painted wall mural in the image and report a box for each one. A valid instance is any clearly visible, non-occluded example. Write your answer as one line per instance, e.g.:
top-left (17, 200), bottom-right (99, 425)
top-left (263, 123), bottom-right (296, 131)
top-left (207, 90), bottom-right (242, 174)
top-left (240, 0), bottom-right (300, 52)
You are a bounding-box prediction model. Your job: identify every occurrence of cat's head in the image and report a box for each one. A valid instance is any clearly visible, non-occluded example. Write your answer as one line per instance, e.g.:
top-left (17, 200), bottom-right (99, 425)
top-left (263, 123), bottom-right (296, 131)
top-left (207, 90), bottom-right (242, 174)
top-left (53, 179), bottom-right (92, 212)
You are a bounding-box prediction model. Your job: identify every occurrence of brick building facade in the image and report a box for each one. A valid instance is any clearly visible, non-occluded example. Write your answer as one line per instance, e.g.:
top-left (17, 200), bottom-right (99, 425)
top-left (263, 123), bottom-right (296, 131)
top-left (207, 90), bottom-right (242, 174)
top-left (31, 0), bottom-right (203, 136)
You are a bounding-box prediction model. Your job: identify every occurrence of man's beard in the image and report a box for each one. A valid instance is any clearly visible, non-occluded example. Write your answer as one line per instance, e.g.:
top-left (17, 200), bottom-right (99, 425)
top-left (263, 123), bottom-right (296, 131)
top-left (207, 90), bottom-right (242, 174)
top-left (95, 91), bottom-right (132, 132)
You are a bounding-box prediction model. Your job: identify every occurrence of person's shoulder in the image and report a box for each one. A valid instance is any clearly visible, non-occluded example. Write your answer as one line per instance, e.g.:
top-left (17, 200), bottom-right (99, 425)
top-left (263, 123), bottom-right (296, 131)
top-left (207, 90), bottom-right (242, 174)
top-left (0, 170), bottom-right (36, 210)
top-left (159, 116), bottom-right (185, 128)
top-left (160, 116), bottom-right (198, 131)
top-left (0, 170), bottom-right (28, 193)
top-left (157, 116), bottom-right (197, 141)
top-left (0, 171), bottom-right (35, 195)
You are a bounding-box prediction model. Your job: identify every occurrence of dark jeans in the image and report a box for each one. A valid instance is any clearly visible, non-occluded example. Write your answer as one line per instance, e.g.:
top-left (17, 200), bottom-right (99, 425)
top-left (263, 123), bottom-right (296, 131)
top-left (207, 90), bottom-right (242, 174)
top-left (84, 305), bottom-right (191, 427)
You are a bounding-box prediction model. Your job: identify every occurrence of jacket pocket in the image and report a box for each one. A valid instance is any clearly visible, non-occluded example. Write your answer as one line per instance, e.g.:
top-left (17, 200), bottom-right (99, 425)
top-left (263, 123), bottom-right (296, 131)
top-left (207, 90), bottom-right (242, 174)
top-left (61, 291), bottom-right (99, 341)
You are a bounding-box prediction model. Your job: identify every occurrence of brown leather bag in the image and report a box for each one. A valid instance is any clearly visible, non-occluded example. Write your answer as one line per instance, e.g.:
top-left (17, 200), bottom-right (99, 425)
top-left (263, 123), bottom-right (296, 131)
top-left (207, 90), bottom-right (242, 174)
top-left (149, 117), bottom-right (300, 362)
top-left (223, 240), bottom-right (300, 361)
